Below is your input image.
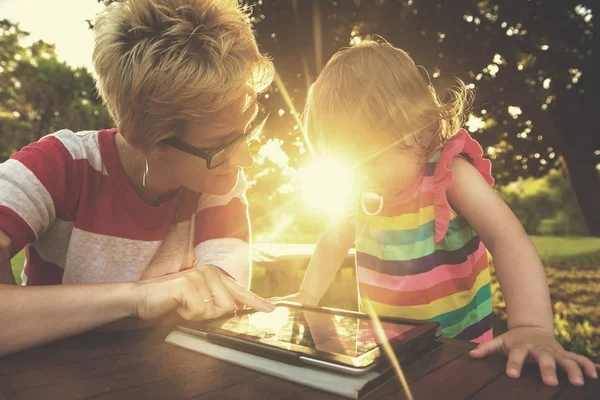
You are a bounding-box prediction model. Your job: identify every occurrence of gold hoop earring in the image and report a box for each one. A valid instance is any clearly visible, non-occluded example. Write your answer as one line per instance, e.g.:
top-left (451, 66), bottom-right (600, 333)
top-left (142, 157), bottom-right (149, 188)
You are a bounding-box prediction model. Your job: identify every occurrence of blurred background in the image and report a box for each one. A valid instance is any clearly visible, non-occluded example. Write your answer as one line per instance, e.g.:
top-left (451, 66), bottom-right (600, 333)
top-left (1, 0), bottom-right (598, 362)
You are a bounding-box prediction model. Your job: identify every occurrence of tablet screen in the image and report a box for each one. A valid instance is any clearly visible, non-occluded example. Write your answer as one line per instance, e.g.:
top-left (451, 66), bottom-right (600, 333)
top-left (202, 304), bottom-right (415, 358)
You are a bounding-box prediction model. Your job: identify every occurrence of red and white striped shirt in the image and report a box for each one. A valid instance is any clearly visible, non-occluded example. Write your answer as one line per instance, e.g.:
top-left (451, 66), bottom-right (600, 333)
top-left (0, 129), bottom-right (251, 288)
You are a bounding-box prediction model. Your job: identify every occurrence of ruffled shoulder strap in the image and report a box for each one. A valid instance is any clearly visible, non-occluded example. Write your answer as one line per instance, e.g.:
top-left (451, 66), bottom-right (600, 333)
top-left (432, 129), bottom-right (495, 243)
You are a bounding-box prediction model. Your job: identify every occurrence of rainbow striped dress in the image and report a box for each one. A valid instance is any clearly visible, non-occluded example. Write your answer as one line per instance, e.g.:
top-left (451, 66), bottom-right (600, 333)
top-left (355, 129), bottom-right (495, 343)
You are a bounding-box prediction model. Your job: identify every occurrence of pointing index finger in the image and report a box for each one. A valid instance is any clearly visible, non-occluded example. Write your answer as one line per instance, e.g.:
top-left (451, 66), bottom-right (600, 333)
top-left (221, 275), bottom-right (276, 312)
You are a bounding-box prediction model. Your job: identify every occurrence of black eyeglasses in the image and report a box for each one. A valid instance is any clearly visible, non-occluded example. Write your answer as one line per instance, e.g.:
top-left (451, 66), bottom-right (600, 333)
top-left (162, 103), bottom-right (269, 169)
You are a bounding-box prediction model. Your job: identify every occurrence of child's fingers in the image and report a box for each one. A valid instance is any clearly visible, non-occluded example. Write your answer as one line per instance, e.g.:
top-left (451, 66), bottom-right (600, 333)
top-left (555, 355), bottom-right (584, 386)
top-left (535, 350), bottom-right (558, 386)
top-left (469, 336), bottom-right (504, 358)
top-left (505, 346), bottom-right (528, 378)
top-left (565, 352), bottom-right (598, 379)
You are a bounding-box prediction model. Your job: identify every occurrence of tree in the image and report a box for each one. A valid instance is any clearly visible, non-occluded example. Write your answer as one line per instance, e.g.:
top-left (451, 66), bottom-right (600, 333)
top-left (248, 0), bottom-right (598, 235)
top-left (452, 0), bottom-right (598, 235)
top-left (0, 20), bottom-right (113, 161)
top-left (91, 0), bottom-right (598, 236)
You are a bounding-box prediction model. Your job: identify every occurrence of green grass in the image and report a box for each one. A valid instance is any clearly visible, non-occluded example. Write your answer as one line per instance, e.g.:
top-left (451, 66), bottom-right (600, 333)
top-left (256, 234), bottom-right (600, 266)
top-left (10, 250), bottom-right (24, 285)
top-left (490, 261), bottom-right (600, 363)
top-left (251, 235), bottom-right (600, 363)
top-left (10, 235), bottom-right (600, 361)
top-left (530, 236), bottom-right (600, 267)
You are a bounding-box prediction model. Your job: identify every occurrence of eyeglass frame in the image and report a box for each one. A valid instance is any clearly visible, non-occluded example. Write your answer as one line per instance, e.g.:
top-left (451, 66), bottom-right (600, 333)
top-left (161, 102), bottom-right (270, 169)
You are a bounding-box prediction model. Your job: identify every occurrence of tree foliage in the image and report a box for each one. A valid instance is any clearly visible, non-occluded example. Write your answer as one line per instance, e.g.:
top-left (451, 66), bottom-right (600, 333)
top-left (247, 0), bottom-right (598, 235)
top-left (0, 20), bottom-right (113, 161)
top-left (5, 0), bottom-right (597, 235)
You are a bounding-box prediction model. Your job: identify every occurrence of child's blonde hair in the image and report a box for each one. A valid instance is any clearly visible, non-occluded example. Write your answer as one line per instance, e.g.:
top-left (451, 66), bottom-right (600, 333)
top-left (303, 39), bottom-right (472, 159)
top-left (93, 0), bottom-right (274, 148)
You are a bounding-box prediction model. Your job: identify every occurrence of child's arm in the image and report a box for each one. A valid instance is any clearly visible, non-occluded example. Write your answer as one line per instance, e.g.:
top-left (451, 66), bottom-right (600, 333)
top-left (446, 158), bottom-right (597, 386)
top-left (280, 217), bottom-right (354, 306)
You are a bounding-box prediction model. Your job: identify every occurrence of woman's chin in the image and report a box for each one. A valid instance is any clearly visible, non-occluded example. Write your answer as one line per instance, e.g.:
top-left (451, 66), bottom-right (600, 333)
top-left (197, 173), bottom-right (238, 195)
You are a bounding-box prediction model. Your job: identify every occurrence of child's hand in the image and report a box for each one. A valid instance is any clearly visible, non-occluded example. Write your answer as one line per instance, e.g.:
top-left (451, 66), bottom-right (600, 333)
top-left (469, 326), bottom-right (598, 386)
top-left (270, 291), bottom-right (320, 306)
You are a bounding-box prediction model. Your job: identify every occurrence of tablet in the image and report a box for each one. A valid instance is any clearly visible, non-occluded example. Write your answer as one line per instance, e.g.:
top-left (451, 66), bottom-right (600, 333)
top-left (178, 302), bottom-right (440, 375)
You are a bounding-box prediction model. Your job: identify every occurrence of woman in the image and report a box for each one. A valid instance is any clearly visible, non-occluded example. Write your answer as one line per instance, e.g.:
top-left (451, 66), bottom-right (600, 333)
top-left (0, 0), bottom-right (275, 355)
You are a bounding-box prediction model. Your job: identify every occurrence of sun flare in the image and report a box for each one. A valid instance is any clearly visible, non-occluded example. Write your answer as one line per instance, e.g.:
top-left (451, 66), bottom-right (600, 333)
top-left (299, 157), bottom-right (355, 217)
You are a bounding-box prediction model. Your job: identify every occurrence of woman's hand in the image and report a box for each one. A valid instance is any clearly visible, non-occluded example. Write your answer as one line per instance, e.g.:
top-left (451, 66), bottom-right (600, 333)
top-left (270, 291), bottom-right (320, 307)
top-left (134, 265), bottom-right (276, 321)
top-left (469, 326), bottom-right (598, 386)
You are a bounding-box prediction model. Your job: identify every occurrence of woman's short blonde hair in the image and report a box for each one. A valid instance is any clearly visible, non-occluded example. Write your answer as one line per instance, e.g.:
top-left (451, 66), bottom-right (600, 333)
top-left (303, 39), bottom-right (472, 159)
top-left (93, 0), bottom-right (274, 148)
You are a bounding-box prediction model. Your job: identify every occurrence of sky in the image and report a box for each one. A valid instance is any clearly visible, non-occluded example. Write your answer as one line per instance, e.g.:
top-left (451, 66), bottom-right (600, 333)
top-left (0, 0), bottom-right (104, 71)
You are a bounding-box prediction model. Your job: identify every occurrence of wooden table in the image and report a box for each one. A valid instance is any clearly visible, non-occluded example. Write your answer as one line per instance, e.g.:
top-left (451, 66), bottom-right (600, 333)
top-left (0, 324), bottom-right (598, 400)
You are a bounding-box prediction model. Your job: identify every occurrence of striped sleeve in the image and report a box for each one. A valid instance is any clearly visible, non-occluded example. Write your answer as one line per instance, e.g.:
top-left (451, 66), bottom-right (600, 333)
top-left (433, 129), bottom-right (494, 242)
top-left (0, 130), bottom-right (84, 257)
top-left (193, 171), bottom-right (251, 289)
